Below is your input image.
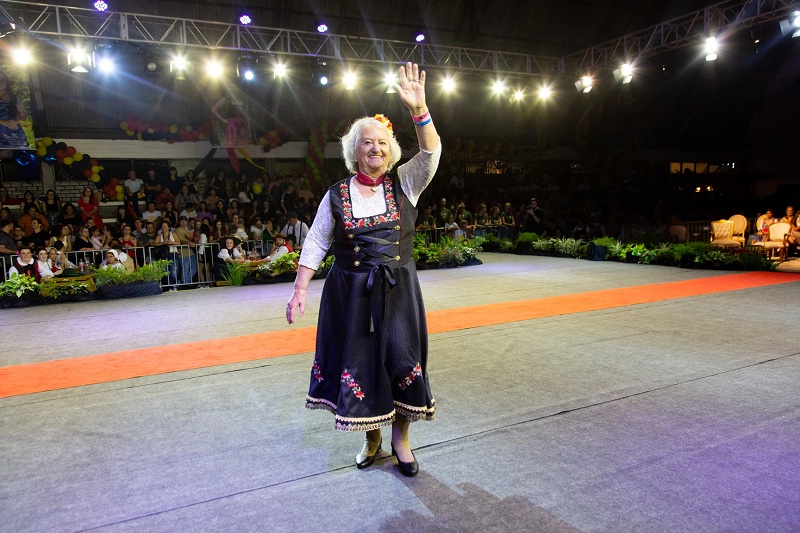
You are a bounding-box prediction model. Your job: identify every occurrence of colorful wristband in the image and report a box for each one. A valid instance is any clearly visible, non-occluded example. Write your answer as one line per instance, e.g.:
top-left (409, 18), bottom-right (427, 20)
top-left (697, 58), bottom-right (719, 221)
top-left (414, 117), bottom-right (432, 127)
top-left (411, 111), bottom-right (430, 122)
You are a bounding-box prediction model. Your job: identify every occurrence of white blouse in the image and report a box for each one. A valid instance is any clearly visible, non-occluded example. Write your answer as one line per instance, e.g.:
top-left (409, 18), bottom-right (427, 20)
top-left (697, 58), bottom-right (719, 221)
top-left (299, 139), bottom-right (441, 270)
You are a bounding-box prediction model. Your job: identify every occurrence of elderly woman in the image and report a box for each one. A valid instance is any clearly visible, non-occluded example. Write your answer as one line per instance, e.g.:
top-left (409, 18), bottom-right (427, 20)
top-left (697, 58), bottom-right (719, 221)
top-left (286, 62), bottom-right (440, 477)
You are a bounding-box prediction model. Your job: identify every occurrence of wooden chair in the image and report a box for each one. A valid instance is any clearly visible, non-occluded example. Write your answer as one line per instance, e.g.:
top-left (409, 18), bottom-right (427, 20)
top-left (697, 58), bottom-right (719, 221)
top-left (710, 219), bottom-right (742, 249)
top-left (728, 214), bottom-right (747, 245)
top-left (667, 224), bottom-right (688, 243)
top-left (751, 222), bottom-right (790, 261)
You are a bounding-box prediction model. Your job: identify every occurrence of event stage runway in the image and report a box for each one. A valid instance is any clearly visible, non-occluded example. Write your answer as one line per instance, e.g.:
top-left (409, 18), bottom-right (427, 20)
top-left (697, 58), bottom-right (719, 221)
top-left (2, 253), bottom-right (799, 532)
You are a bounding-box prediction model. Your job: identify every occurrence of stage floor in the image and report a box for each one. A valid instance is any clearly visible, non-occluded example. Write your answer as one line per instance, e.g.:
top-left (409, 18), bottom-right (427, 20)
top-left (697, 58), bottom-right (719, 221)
top-left (2, 253), bottom-right (800, 532)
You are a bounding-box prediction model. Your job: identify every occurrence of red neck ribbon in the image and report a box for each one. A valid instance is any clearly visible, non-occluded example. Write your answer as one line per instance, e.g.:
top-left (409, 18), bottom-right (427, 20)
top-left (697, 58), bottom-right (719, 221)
top-left (354, 170), bottom-right (385, 188)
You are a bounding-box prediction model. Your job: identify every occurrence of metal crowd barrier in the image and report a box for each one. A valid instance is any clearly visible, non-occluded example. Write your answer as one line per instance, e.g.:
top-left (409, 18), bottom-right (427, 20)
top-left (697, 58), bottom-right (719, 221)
top-left (1, 239), bottom-right (275, 287)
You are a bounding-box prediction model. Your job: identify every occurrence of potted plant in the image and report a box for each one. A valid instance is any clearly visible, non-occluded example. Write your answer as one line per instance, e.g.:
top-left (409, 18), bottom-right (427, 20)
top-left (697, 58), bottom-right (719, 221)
top-left (92, 259), bottom-right (172, 299)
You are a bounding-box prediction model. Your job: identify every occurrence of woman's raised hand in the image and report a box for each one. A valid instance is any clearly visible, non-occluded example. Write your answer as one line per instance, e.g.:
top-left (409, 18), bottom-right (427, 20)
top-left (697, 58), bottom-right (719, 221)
top-left (395, 62), bottom-right (427, 113)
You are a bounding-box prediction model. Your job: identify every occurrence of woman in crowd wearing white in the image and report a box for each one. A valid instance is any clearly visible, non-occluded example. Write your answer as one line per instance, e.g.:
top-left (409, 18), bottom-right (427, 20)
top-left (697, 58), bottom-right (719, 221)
top-left (286, 62), bottom-right (440, 477)
top-left (35, 247), bottom-right (62, 278)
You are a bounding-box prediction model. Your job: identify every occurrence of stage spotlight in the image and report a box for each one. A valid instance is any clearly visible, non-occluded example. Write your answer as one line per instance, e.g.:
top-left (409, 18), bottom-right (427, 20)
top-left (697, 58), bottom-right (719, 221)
top-left (312, 58), bottom-right (330, 86)
top-left (779, 11), bottom-right (800, 38)
top-left (12, 46), bottom-right (32, 66)
top-left (239, 14), bottom-right (252, 26)
top-left (343, 71), bottom-right (357, 90)
top-left (512, 89), bottom-right (524, 102)
top-left (538, 85), bottom-right (552, 99)
top-left (143, 53), bottom-right (163, 74)
top-left (415, 31), bottom-right (426, 43)
top-left (170, 54), bottom-right (188, 80)
top-left (492, 80), bottom-right (506, 95)
top-left (274, 63), bottom-right (287, 78)
top-left (205, 59), bottom-right (224, 79)
top-left (68, 47), bottom-right (94, 73)
top-left (317, 23), bottom-right (328, 33)
top-left (237, 56), bottom-right (257, 81)
top-left (613, 63), bottom-right (633, 84)
top-left (97, 56), bottom-right (115, 73)
top-left (94, 0), bottom-right (108, 12)
top-left (575, 75), bottom-right (592, 93)
top-left (385, 72), bottom-right (397, 93)
top-left (704, 37), bottom-right (718, 61)
top-left (442, 76), bottom-right (456, 93)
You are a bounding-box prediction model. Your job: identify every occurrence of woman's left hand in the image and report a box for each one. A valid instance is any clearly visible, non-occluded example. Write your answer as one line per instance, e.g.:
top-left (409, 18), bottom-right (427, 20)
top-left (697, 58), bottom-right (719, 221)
top-left (395, 62), bottom-right (426, 113)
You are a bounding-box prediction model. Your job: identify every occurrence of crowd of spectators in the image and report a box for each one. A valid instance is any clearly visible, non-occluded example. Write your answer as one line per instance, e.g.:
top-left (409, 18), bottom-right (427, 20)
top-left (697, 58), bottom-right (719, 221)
top-left (0, 162), bottom-right (788, 283)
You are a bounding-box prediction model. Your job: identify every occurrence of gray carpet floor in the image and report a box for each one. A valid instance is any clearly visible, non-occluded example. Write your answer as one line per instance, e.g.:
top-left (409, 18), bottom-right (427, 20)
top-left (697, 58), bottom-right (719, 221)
top-left (1, 254), bottom-right (799, 532)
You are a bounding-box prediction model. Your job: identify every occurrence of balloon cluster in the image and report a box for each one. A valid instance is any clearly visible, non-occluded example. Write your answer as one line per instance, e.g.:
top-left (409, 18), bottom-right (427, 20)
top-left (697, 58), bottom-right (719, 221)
top-left (257, 128), bottom-right (289, 153)
top-left (119, 117), bottom-right (212, 143)
top-left (35, 137), bottom-right (108, 184)
top-left (305, 118), bottom-right (346, 184)
top-left (101, 177), bottom-right (125, 201)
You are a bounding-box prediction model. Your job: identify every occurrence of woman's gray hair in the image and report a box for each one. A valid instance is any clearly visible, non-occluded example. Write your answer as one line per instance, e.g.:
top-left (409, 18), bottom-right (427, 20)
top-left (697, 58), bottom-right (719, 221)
top-left (340, 116), bottom-right (402, 174)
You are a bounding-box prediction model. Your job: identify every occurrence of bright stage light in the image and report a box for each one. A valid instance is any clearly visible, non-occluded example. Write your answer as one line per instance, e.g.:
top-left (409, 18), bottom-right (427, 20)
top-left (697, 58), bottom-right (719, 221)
top-left (385, 72), bottom-right (397, 93)
top-left (343, 71), bottom-right (357, 90)
top-left (68, 48), bottom-right (94, 73)
top-left (575, 75), bottom-right (592, 93)
top-left (492, 80), bottom-right (506, 95)
top-left (779, 11), bottom-right (800, 38)
top-left (205, 59), bottom-right (223, 78)
top-left (317, 23), bottom-right (328, 33)
top-left (442, 76), bottom-right (456, 93)
top-left (704, 37), bottom-right (718, 61)
top-left (12, 47), bottom-right (32, 65)
top-left (512, 89), bottom-right (524, 101)
top-left (614, 63), bottom-right (633, 84)
top-left (274, 63), bottom-right (287, 78)
top-left (239, 14), bottom-right (252, 25)
top-left (237, 56), bottom-right (257, 81)
top-left (415, 33), bottom-right (425, 43)
top-left (538, 85), bottom-right (552, 99)
top-left (94, 0), bottom-right (108, 12)
top-left (97, 56), bottom-right (115, 73)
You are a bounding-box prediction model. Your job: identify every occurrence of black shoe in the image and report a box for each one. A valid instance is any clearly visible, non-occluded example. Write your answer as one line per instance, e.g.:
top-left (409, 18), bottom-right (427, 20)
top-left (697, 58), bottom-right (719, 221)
top-left (392, 445), bottom-right (419, 477)
top-left (355, 437), bottom-right (382, 469)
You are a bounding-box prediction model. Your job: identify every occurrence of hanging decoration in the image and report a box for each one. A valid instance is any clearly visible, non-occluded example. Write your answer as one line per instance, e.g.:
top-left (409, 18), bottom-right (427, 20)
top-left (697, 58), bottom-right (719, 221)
top-left (33, 137), bottom-right (120, 199)
top-left (118, 117), bottom-right (213, 143)
top-left (257, 128), bottom-right (289, 153)
top-left (305, 118), bottom-right (346, 185)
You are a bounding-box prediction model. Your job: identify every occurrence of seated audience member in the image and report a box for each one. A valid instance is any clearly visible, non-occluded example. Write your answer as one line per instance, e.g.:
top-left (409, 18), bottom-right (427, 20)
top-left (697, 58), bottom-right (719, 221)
top-left (161, 200), bottom-right (180, 228)
top-left (115, 205), bottom-right (134, 230)
top-left (454, 220), bottom-right (469, 241)
top-left (48, 245), bottom-right (75, 270)
top-left (227, 199), bottom-right (243, 222)
top-left (266, 233), bottom-right (290, 263)
top-left (78, 186), bottom-right (104, 229)
top-left (0, 207), bottom-right (15, 227)
top-left (416, 205), bottom-right (436, 231)
top-left (100, 249), bottom-right (126, 271)
top-left (0, 220), bottom-right (18, 256)
top-left (120, 224), bottom-right (138, 248)
top-left (180, 202), bottom-right (198, 221)
top-left (49, 224), bottom-right (73, 252)
top-left (27, 218), bottom-right (50, 250)
top-left (249, 217), bottom-right (265, 241)
top-left (211, 199), bottom-right (227, 223)
top-left (0, 185), bottom-right (21, 206)
top-left (280, 212), bottom-right (309, 250)
top-left (183, 169), bottom-right (199, 195)
top-left (12, 225), bottom-right (25, 249)
top-left (132, 218), bottom-right (145, 238)
top-left (780, 205), bottom-right (800, 247)
top-left (141, 202), bottom-right (161, 225)
top-left (205, 188), bottom-right (221, 212)
top-left (21, 191), bottom-right (41, 215)
top-left (165, 167), bottom-right (184, 196)
top-left (8, 245), bottom-right (38, 279)
top-left (42, 189), bottom-right (62, 226)
top-left (73, 226), bottom-right (94, 251)
top-left (19, 205), bottom-right (49, 236)
top-left (90, 226), bottom-right (111, 250)
top-left (196, 201), bottom-right (213, 224)
top-left (444, 214), bottom-right (459, 237)
top-left (138, 221), bottom-right (157, 246)
top-left (59, 203), bottom-right (84, 229)
top-left (233, 219), bottom-right (248, 241)
top-left (155, 188), bottom-right (176, 211)
top-left (175, 185), bottom-right (198, 212)
top-left (217, 236), bottom-right (244, 264)
top-left (749, 209), bottom-right (777, 244)
top-left (210, 219), bottom-right (227, 241)
top-left (36, 247), bottom-right (62, 278)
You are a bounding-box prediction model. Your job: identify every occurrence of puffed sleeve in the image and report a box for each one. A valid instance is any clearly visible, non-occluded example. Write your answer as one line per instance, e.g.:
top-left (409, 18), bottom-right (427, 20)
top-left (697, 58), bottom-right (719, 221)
top-left (298, 190), bottom-right (334, 270)
top-left (396, 138), bottom-right (441, 207)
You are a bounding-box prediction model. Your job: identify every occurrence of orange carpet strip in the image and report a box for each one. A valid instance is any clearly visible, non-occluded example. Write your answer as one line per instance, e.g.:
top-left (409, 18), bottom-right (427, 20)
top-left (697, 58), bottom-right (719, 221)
top-left (1, 271), bottom-right (797, 398)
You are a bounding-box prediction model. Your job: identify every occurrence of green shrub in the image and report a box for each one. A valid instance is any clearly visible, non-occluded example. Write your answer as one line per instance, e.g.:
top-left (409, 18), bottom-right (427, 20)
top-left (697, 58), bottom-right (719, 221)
top-left (38, 278), bottom-right (91, 299)
top-left (258, 251), bottom-right (300, 277)
top-left (92, 260), bottom-right (172, 287)
top-left (516, 232), bottom-right (541, 244)
top-left (0, 274), bottom-right (39, 297)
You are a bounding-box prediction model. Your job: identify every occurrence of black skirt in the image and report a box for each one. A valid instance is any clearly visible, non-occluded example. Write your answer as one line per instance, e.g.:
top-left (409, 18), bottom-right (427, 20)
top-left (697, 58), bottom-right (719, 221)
top-left (305, 261), bottom-right (436, 431)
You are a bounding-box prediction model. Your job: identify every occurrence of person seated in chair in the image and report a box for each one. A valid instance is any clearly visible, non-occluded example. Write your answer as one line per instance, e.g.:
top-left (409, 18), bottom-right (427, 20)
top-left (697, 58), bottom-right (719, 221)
top-left (265, 233), bottom-right (291, 263)
top-left (8, 245), bottom-right (38, 280)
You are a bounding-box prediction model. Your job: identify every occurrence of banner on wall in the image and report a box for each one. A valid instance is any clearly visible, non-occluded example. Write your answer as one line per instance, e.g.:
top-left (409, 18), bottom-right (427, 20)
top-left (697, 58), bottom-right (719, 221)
top-left (209, 85), bottom-right (254, 148)
top-left (0, 61), bottom-right (35, 150)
